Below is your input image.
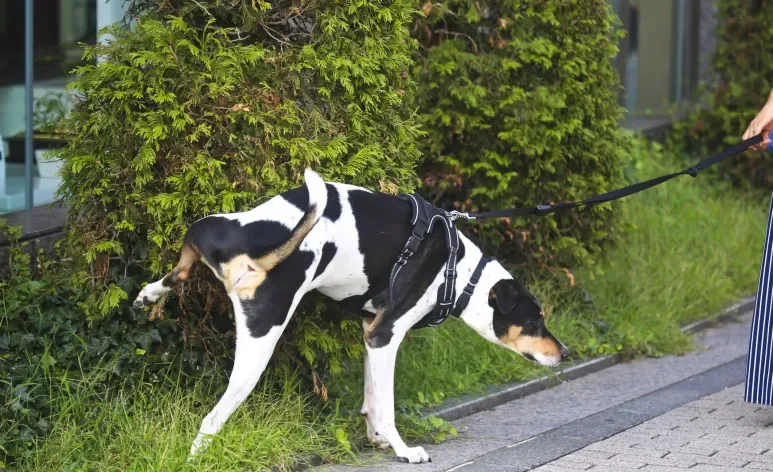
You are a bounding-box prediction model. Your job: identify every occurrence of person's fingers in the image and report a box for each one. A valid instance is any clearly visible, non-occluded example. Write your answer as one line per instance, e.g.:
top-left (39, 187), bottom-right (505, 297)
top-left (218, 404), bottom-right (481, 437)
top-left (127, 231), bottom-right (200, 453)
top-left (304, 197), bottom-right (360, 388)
top-left (757, 129), bottom-right (770, 151)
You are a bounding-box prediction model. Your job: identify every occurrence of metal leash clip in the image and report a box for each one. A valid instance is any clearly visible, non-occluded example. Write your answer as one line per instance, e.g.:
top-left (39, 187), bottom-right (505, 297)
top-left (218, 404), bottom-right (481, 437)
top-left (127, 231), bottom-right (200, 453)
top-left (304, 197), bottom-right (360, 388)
top-left (447, 210), bottom-right (474, 221)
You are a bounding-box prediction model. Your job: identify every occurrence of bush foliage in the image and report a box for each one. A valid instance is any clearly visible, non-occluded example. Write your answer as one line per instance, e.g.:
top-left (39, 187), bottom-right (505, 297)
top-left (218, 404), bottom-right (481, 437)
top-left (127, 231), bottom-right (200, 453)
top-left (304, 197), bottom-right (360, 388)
top-left (412, 0), bottom-right (631, 269)
top-left (0, 222), bottom-right (191, 464)
top-left (55, 0), bottom-right (422, 379)
top-left (671, 0), bottom-right (773, 189)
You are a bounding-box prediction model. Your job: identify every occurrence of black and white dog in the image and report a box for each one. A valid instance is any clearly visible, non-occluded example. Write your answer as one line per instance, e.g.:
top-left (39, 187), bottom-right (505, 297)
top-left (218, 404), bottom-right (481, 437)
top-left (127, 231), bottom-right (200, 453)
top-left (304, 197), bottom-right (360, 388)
top-left (133, 169), bottom-right (569, 463)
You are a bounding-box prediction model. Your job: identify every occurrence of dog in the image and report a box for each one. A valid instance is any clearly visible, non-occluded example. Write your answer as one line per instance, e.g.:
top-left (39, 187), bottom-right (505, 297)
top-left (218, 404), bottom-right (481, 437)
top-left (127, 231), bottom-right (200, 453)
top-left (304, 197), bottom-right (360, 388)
top-left (132, 169), bottom-right (569, 464)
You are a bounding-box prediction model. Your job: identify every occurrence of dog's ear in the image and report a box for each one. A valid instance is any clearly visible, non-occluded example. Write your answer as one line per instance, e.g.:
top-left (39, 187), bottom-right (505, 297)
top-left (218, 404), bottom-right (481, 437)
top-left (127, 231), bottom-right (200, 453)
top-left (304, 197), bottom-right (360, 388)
top-left (489, 279), bottom-right (519, 314)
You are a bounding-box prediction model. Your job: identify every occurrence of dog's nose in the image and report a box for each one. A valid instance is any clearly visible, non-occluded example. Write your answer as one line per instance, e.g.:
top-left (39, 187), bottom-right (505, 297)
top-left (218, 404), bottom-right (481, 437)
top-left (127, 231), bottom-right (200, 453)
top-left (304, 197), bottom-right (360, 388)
top-left (559, 345), bottom-right (570, 360)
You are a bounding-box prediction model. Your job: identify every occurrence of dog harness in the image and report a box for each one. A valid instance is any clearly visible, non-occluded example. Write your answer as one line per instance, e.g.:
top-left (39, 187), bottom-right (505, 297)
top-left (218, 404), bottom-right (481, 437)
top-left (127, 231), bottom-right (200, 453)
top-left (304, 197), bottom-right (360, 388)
top-left (390, 193), bottom-right (491, 329)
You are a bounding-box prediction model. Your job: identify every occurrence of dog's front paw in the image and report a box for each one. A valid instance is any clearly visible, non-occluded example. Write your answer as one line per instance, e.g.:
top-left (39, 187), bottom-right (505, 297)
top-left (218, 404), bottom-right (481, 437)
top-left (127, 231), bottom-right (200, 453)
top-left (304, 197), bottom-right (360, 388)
top-left (397, 446), bottom-right (431, 464)
top-left (132, 295), bottom-right (151, 309)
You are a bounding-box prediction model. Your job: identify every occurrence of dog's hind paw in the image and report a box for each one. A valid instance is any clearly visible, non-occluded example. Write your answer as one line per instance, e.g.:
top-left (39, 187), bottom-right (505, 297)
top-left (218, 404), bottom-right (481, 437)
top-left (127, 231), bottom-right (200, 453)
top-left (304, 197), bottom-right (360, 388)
top-left (397, 446), bottom-right (431, 464)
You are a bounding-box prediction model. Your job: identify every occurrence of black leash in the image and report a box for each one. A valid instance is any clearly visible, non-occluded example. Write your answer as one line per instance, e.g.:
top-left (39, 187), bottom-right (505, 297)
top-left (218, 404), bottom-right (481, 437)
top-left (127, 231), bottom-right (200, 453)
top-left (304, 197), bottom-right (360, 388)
top-left (448, 134), bottom-right (764, 221)
top-left (391, 134), bottom-right (764, 330)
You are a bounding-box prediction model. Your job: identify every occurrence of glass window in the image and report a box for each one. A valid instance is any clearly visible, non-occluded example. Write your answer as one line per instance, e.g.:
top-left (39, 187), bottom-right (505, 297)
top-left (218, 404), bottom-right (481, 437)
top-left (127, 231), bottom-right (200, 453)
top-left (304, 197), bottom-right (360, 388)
top-left (612, 0), bottom-right (700, 117)
top-left (0, 0), bottom-right (111, 214)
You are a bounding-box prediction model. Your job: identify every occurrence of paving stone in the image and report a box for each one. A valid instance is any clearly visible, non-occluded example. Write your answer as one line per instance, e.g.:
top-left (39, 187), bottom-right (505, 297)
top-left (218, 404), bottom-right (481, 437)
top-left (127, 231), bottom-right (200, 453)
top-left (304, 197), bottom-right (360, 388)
top-left (715, 452), bottom-right (773, 465)
top-left (745, 462), bottom-right (773, 470)
top-left (583, 467), bottom-right (639, 472)
top-left (549, 457), bottom-right (594, 470)
top-left (585, 455), bottom-right (649, 469)
top-left (726, 437), bottom-right (772, 455)
top-left (688, 466), bottom-right (749, 472)
top-left (637, 466), bottom-right (691, 472)
top-left (662, 452), bottom-right (749, 468)
top-left (568, 450), bottom-right (617, 461)
top-left (533, 465), bottom-right (581, 472)
top-left (701, 431), bottom-right (755, 441)
top-left (620, 452), bottom-right (699, 468)
top-left (648, 430), bottom-right (710, 441)
top-left (670, 406), bottom-right (718, 417)
top-left (721, 401), bottom-right (763, 413)
top-left (719, 426), bottom-right (771, 436)
top-left (688, 399), bottom-right (734, 409)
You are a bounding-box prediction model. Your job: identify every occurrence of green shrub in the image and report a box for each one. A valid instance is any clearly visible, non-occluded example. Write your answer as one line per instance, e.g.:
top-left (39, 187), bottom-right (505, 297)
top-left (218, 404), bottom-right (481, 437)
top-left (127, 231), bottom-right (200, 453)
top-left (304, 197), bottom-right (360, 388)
top-left (670, 0), bottom-right (773, 190)
top-left (56, 0), bottom-right (422, 379)
top-left (0, 221), bottom-right (198, 465)
top-left (412, 0), bottom-right (631, 269)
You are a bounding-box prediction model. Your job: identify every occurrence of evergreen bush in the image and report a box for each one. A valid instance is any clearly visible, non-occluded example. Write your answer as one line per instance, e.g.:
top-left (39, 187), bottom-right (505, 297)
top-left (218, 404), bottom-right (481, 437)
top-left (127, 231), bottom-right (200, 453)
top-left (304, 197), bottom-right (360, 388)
top-left (670, 0), bottom-right (773, 190)
top-left (412, 0), bottom-right (631, 269)
top-left (56, 0), bottom-right (422, 381)
top-left (0, 221), bottom-right (192, 464)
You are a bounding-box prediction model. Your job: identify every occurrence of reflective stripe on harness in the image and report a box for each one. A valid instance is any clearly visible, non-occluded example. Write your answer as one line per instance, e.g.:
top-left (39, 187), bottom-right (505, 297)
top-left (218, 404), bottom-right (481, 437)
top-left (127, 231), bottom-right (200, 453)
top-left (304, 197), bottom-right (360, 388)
top-left (390, 193), bottom-right (489, 329)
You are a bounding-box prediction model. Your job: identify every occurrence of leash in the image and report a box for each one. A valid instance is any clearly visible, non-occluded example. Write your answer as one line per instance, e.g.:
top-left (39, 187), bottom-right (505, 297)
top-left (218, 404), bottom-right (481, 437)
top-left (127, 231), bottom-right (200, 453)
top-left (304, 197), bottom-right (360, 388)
top-left (392, 133), bottom-right (766, 330)
top-left (447, 134), bottom-right (766, 221)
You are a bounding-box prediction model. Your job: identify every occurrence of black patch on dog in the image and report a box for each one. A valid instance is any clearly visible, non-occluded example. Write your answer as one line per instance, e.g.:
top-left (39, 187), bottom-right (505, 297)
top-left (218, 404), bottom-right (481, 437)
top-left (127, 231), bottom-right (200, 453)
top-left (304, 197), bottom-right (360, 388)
top-left (242, 249), bottom-right (315, 338)
top-left (184, 216), bottom-right (291, 274)
top-left (282, 186), bottom-right (309, 211)
top-left (323, 184), bottom-right (342, 221)
top-left (313, 242), bottom-right (337, 281)
top-left (282, 184), bottom-right (341, 222)
top-left (343, 190), bottom-right (466, 347)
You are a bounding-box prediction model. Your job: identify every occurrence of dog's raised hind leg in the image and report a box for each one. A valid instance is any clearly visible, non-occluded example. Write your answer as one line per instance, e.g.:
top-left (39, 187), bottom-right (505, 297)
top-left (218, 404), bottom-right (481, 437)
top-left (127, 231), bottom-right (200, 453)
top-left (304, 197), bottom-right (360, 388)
top-left (134, 243), bottom-right (199, 308)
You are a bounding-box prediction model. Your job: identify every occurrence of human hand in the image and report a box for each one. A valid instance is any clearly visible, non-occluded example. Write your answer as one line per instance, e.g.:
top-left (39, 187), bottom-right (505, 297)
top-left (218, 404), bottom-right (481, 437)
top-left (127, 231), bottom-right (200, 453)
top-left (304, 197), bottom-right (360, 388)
top-left (743, 92), bottom-right (773, 150)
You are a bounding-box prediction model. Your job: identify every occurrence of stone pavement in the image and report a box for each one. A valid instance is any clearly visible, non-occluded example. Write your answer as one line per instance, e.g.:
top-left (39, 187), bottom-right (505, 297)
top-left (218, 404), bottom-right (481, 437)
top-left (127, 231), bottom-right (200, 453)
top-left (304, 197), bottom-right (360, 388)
top-left (317, 312), bottom-right (767, 472)
top-left (535, 384), bottom-right (773, 472)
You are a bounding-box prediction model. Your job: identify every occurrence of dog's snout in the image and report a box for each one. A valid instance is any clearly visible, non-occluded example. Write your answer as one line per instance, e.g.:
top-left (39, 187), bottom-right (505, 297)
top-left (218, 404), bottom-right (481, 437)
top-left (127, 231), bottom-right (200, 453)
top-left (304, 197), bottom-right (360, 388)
top-left (559, 345), bottom-right (570, 360)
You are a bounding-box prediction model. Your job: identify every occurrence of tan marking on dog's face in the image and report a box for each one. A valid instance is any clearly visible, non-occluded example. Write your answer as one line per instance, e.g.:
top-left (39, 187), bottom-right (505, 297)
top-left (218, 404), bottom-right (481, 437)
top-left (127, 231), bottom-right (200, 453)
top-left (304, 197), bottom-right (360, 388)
top-left (221, 254), bottom-right (268, 299)
top-left (498, 325), bottom-right (562, 358)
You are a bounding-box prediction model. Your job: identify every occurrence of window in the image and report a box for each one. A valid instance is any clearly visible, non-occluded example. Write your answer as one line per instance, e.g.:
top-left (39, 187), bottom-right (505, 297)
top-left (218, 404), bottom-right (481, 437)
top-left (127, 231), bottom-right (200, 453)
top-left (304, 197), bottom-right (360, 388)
top-left (612, 0), bottom-right (701, 116)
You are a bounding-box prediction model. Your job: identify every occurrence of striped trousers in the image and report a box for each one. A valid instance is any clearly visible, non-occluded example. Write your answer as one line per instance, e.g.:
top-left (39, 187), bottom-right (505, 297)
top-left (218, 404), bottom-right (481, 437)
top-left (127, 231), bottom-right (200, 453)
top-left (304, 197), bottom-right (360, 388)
top-left (745, 197), bottom-right (773, 405)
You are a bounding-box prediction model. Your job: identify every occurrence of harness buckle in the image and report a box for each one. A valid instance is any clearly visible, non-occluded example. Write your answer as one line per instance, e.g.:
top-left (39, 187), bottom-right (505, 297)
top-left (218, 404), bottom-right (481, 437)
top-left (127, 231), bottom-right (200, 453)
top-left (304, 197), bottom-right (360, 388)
top-left (447, 210), bottom-right (473, 221)
top-left (444, 269), bottom-right (457, 279)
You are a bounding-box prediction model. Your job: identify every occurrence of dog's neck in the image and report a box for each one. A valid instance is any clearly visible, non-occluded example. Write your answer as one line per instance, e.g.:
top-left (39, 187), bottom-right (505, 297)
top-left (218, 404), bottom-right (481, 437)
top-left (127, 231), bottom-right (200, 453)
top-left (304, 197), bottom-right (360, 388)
top-left (453, 233), bottom-right (511, 343)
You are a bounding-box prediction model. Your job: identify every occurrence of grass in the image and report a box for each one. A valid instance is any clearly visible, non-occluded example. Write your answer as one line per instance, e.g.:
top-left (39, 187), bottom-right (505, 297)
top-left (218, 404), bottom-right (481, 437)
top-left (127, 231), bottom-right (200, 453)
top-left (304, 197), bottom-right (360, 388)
top-left (14, 370), bottom-right (356, 471)
top-left (12, 137), bottom-right (770, 470)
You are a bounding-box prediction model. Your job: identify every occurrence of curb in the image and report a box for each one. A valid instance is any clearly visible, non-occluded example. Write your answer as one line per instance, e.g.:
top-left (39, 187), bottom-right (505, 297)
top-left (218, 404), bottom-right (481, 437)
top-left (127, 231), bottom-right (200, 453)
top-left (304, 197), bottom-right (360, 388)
top-left (425, 295), bottom-right (756, 422)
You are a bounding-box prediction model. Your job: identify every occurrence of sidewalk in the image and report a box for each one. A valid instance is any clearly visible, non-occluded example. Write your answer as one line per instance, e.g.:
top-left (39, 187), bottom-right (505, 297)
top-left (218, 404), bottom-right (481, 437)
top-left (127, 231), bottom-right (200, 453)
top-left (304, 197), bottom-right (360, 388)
top-left (317, 311), bottom-right (764, 472)
top-left (535, 385), bottom-right (773, 472)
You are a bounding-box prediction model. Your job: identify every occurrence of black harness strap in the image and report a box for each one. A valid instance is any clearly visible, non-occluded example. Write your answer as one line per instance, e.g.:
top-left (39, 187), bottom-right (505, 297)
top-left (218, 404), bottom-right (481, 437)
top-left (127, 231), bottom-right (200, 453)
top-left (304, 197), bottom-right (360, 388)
top-left (450, 256), bottom-right (491, 318)
top-left (390, 193), bottom-right (482, 329)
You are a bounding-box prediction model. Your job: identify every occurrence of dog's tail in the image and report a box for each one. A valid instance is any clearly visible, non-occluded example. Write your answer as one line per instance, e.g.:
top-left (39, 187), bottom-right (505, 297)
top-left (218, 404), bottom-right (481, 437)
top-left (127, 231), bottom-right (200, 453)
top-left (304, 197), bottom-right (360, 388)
top-left (255, 168), bottom-right (328, 271)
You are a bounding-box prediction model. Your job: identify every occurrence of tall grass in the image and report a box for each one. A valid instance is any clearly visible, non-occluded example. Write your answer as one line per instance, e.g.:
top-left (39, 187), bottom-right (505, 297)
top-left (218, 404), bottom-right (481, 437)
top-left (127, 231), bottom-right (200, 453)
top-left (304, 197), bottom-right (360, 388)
top-left (13, 368), bottom-right (355, 471)
top-left (14, 137), bottom-right (768, 470)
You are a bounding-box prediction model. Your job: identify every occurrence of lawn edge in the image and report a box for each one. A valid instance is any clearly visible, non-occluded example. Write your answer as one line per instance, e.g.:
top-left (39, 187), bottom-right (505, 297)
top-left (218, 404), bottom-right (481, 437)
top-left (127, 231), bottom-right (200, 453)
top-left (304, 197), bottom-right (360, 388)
top-left (424, 295), bottom-right (756, 422)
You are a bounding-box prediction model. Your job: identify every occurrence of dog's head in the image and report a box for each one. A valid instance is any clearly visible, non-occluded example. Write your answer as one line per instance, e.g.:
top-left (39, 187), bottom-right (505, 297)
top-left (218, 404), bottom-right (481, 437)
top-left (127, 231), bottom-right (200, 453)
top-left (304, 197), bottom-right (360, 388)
top-left (462, 266), bottom-right (569, 367)
top-left (487, 278), bottom-right (568, 366)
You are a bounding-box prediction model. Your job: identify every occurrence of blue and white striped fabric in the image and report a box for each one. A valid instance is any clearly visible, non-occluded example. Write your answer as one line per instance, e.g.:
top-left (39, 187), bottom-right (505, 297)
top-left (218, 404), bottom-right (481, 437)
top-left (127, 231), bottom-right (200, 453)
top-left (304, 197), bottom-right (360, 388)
top-left (745, 197), bottom-right (773, 405)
